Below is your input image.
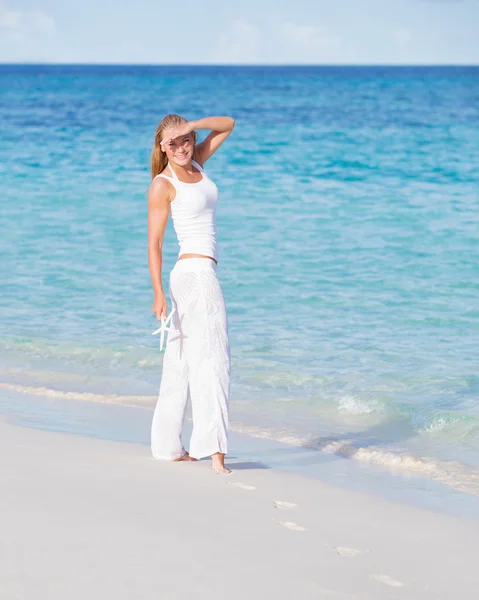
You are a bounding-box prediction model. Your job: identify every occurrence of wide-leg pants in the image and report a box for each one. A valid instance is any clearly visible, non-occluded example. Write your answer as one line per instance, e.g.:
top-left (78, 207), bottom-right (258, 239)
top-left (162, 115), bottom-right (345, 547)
top-left (151, 258), bottom-right (231, 460)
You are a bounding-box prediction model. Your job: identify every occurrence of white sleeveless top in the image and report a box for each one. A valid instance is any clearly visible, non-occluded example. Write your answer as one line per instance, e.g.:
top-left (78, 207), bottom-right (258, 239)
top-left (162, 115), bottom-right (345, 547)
top-left (154, 160), bottom-right (219, 261)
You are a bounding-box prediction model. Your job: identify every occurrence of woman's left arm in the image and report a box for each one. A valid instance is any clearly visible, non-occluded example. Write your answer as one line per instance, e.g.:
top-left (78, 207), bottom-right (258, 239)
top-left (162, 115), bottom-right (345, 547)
top-left (192, 116), bottom-right (235, 165)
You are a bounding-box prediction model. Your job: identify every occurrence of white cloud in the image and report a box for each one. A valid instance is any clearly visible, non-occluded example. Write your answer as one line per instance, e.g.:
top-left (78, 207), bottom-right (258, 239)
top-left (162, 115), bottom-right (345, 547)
top-left (0, 2), bottom-right (55, 39)
top-left (214, 19), bottom-right (342, 64)
top-left (215, 20), bottom-right (260, 63)
top-left (280, 21), bottom-right (341, 55)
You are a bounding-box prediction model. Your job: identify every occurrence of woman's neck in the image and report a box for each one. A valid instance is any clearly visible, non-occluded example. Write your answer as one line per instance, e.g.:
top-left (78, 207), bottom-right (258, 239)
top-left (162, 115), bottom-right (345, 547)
top-left (169, 160), bottom-right (194, 177)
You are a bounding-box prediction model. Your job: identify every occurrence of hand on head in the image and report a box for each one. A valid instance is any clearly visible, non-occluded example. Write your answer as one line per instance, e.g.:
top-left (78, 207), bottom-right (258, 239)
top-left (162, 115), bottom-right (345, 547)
top-left (160, 122), bottom-right (194, 149)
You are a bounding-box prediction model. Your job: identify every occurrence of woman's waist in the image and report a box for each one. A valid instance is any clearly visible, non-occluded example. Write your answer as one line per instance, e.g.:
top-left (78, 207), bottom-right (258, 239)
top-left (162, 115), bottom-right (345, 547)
top-left (178, 253), bottom-right (217, 264)
top-left (171, 255), bottom-right (218, 276)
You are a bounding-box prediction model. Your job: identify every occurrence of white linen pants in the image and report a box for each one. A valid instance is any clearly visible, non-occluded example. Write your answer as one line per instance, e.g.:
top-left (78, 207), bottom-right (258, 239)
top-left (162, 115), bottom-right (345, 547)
top-left (151, 258), bottom-right (231, 460)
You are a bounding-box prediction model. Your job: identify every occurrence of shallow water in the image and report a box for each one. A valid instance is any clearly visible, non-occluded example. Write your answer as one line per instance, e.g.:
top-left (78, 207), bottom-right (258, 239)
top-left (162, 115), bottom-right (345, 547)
top-left (1, 65), bottom-right (478, 496)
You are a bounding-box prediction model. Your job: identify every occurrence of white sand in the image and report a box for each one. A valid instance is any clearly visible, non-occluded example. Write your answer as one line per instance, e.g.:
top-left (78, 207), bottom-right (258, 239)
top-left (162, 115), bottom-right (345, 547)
top-left (1, 416), bottom-right (478, 600)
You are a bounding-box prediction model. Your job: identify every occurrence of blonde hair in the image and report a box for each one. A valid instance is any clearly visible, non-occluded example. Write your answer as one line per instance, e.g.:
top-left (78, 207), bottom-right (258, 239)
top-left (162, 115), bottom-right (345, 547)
top-left (151, 114), bottom-right (197, 179)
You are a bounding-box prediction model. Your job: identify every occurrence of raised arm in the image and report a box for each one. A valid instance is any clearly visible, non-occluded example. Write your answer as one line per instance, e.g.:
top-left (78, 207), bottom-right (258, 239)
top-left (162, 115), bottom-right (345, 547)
top-left (148, 177), bottom-right (172, 320)
top-left (193, 116), bottom-right (235, 165)
top-left (161, 116), bottom-right (235, 166)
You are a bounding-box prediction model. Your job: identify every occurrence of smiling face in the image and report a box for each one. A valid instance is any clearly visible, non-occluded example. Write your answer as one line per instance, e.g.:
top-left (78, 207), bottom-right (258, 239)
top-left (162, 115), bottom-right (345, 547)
top-left (161, 131), bottom-right (195, 167)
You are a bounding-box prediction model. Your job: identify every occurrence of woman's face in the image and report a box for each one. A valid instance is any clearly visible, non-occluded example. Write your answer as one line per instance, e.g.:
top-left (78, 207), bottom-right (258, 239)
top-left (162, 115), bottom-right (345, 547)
top-left (162, 131), bottom-right (194, 167)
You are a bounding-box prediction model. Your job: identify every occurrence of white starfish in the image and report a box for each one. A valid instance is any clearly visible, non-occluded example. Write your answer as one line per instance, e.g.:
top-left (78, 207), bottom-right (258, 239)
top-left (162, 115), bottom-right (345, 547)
top-left (152, 307), bottom-right (176, 351)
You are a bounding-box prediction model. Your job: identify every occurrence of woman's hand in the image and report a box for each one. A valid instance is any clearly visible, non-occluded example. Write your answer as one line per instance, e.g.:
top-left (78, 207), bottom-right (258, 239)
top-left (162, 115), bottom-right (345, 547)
top-left (161, 122), bottom-right (195, 148)
top-left (152, 291), bottom-right (168, 321)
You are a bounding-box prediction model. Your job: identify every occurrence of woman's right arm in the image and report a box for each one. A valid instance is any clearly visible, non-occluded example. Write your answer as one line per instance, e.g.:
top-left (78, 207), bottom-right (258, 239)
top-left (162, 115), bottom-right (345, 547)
top-left (148, 178), bottom-right (171, 321)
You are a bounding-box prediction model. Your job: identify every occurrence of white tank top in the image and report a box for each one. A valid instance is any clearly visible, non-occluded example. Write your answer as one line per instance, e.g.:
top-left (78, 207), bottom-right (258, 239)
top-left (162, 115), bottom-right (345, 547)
top-left (154, 160), bottom-right (219, 261)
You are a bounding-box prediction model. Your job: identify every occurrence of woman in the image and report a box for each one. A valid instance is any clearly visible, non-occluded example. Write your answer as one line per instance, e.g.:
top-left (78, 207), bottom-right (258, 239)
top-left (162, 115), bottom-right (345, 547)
top-left (148, 114), bottom-right (235, 474)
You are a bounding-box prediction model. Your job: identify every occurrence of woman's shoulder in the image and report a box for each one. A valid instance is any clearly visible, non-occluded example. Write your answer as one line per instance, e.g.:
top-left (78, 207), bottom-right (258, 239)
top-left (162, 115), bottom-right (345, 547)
top-left (148, 174), bottom-right (175, 203)
top-left (150, 173), bottom-right (172, 189)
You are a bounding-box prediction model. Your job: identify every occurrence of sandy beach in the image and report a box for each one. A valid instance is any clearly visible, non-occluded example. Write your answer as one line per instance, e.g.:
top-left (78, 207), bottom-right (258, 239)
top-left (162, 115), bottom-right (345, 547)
top-left (1, 412), bottom-right (478, 600)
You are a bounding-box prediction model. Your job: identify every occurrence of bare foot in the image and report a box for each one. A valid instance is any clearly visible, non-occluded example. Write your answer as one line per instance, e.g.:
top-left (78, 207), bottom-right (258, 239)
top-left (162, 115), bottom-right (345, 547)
top-left (212, 465), bottom-right (232, 474)
top-left (173, 453), bottom-right (197, 462)
top-left (211, 452), bottom-right (232, 474)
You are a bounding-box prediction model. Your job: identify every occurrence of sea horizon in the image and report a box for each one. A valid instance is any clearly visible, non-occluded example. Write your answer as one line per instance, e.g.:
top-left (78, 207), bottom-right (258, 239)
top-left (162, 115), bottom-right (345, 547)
top-left (1, 63), bottom-right (479, 67)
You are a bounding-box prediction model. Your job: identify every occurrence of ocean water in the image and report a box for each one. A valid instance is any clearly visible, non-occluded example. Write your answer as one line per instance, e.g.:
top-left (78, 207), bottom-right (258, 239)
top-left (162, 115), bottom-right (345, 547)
top-left (1, 65), bottom-right (478, 497)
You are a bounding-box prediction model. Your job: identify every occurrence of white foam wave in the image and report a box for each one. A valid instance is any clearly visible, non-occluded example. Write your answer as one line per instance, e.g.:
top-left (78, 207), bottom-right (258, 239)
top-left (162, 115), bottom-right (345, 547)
top-left (0, 382), bottom-right (155, 408)
top-left (423, 416), bottom-right (449, 433)
top-left (337, 394), bottom-right (381, 416)
top-left (229, 423), bottom-right (479, 497)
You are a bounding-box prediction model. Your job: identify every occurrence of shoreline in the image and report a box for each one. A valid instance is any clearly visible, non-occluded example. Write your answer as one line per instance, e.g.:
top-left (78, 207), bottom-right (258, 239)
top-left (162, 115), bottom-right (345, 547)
top-left (2, 350), bottom-right (479, 496)
top-left (2, 386), bottom-right (479, 521)
top-left (2, 410), bottom-right (479, 599)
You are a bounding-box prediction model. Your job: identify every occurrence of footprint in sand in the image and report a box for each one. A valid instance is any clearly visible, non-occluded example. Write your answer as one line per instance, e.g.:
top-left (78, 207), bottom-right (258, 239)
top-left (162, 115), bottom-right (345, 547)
top-left (333, 546), bottom-right (369, 558)
top-left (229, 482), bottom-right (256, 491)
top-left (273, 500), bottom-right (297, 510)
top-left (277, 521), bottom-right (307, 531)
top-left (370, 574), bottom-right (404, 588)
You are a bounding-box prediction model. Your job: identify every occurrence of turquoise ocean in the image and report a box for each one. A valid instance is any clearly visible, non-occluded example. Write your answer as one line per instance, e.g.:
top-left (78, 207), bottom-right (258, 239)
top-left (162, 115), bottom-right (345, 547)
top-left (1, 65), bottom-right (478, 498)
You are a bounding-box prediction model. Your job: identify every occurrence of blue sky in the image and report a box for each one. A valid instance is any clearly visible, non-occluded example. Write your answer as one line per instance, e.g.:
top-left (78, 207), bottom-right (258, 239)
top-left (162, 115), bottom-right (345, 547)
top-left (0, 0), bottom-right (478, 64)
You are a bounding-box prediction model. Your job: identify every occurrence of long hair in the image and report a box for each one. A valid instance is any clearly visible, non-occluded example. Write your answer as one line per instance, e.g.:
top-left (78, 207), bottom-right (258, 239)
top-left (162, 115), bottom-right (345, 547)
top-left (151, 114), bottom-right (198, 180)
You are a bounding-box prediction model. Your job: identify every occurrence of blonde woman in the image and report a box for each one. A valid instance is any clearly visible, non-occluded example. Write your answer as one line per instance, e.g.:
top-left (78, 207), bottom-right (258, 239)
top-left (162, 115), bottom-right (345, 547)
top-left (148, 114), bottom-right (235, 474)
